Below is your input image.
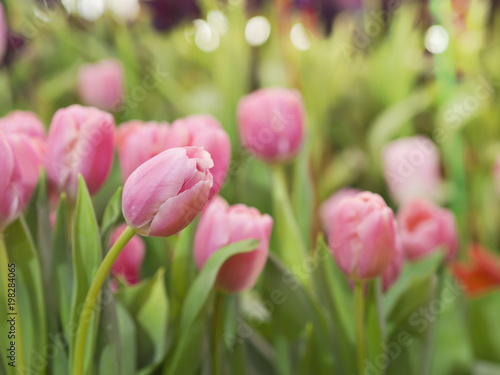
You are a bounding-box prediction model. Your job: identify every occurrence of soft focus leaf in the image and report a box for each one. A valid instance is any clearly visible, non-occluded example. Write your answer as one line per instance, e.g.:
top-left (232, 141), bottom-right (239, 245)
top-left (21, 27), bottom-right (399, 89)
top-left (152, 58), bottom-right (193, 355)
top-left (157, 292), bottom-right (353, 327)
top-left (100, 187), bottom-right (123, 242)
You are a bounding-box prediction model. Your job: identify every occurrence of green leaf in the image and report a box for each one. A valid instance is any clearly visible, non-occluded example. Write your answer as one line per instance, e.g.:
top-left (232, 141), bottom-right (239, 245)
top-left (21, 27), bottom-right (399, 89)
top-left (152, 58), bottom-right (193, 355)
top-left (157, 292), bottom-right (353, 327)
top-left (292, 148), bottom-right (314, 249)
top-left (115, 269), bottom-right (168, 375)
top-left (164, 239), bottom-right (258, 375)
top-left (3, 218), bottom-right (48, 375)
top-left (366, 281), bottom-right (385, 375)
top-left (100, 187), bottom-right (123, 242)
top-left (69, 176), bottom-right (103, 374)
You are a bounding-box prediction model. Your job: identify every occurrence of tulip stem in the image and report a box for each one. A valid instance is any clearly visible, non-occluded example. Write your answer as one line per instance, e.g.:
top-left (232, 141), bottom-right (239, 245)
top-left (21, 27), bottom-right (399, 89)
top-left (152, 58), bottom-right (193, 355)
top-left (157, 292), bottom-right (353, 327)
top-left (72, 226), bottom-right (136, 375)
top-left (212, 292), bottom-right (224, 375)
top-left (355, 282), bottom-right (366, 375)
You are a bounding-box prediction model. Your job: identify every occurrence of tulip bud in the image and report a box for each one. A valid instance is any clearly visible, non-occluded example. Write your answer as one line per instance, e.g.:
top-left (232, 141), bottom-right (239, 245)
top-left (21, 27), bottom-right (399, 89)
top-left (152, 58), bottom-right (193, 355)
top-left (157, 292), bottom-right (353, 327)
top-left (320, 188), bottom-right (361, 235)
top-left (194, 196), bottom-right (273, 293)
top-left (115, 120), bottom-right (170, 180)
top-left (0, 131), bottom-right (43, 230)
top-left (397, 199), bottom-right (458, 262)
top-left (122, 147), bottom-right (213, 237)
top-left (77, 59), bottom-right (125, 112)
top-left (0, 110), bottom-right (45, 160)
top-left (382, 136), bottom-right (442, 204)
top-left (0, 4), bottom-right (6, 62)
top-left (237, 88), bottom-right (305, 162)
top-left (45, 105), bottom-right (115, 202)
top-left (168, 115), bottom-right (231, 198)
top-left (329, 192), bottom-right (397, 281)
top-left (110, 224), bottom-right (145, 285)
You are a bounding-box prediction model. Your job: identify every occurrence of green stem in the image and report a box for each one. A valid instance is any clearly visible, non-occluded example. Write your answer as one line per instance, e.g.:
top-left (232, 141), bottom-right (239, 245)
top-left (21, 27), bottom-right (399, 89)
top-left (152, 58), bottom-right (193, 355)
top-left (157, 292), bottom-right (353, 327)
top-left (72, 226), bottom-right (136, 375)
top-left (212, 292), bottom-right (224, 375)
top-left (355, 282), bottom-right (366, 375)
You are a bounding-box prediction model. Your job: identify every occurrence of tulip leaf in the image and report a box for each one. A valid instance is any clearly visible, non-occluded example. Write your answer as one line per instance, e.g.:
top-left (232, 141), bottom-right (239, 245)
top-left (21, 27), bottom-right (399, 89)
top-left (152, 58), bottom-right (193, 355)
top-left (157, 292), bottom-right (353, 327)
top-left (100, 187), bottom-right (123, 243)
top-left (3, 217), bottom-right (48, 375)
top-left (292, 147), bottom-right (314, 249)
top-left (164, 239), bottom-right (258, 375)
top-left (115, 268), bottom-right (168, 375)
top-left (69, 176), bottom-right (103, 374)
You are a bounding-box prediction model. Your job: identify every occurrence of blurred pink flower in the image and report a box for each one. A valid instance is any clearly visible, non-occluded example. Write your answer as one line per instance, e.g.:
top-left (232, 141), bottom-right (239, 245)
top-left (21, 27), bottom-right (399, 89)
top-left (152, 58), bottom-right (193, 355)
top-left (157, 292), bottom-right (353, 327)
top-left (329, 191), bottom-right (398, 281)
top-left (44, 105), bottom-right (115, 202)
top-left (194, 196), bottom-right (273, 293)
top-left (77, 59), bottom-right (125, 112)
top-left (122, 147), bottom-right (213, 237)
top-left (110, 224), bottom-right (145, 285)
top-left (382, 136), bottom-right (442, 204)
top-left (397, 199), bottom-right (458, 262)
top-left (237, 88), bottom-right (305, 162)
top-left (0, 110), bottom-right (45, 160)
top-left (320, 188), bottom-right (361, 235)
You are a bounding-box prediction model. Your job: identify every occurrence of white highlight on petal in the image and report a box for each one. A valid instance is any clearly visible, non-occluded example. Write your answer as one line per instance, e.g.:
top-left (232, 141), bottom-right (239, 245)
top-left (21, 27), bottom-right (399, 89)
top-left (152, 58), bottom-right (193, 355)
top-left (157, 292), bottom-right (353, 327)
top-left (245, 16), bottom-right (271, 47)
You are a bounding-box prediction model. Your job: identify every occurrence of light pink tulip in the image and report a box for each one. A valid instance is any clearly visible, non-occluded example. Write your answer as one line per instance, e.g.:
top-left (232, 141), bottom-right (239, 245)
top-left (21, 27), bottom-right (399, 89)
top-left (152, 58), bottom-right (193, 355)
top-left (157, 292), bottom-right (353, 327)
top-left (77, 59), bottom-right (125, 112)
top-left (194, 196), bottom-right (273, 293)
top-left (382, 136), bottom-right (441, 204)
top-left (0, 4), bottom-right (6, 62)
top-left (44, 105), bottom-right (115, 202)
top-left (320, 188), bottom-right (361, 235)
top-left (115, 120), bottom-right (170, 180)
top-left (329, 192), bottom-right (397, 281)
top-left (0, 110), bottom-right (45, 160)
top-left (122, 147), bottom-right (213, 237)
top-left (381, 235), bottom-right (404, 292)
top-left (397, 199), bottom-right (458, 262)
top-left (110, 224), bottom-right (145, 285)
top-left (0, 131), bottom-right (43, 230)
top-left (168, 115), bottom-right (231, 198)
top-left (237, 88), bottom-right (305, 162)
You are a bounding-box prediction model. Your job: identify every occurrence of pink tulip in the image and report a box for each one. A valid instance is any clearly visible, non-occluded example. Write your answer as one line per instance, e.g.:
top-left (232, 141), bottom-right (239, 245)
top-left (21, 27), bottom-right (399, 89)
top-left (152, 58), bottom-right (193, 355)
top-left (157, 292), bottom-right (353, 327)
top-left (194, 196), bottom-right (273, 293)
top-left (122, 147), bottom-right (213, 237)
top-left (77, 59), bottom-right (125, 112)
top-left (320, 188), bottom-right (361, 235)
top-left (237, 88), bottom-right (305, 162)
top-left (0, 110), bottom-right (45, 160)
top-left (0, 131), bottom-right (43, 230)
top-left (397, 199), bottom-right (458, 262)
top-left (44, 105), bottom-right (115, 202)
top-left (329, 192), bottom-right (397, 281)
top-left (115, 120), bottom-right (170, 180)
top-left (382, 136), bottom-right (442, 204)
top-left (168, 115), bottom-right (231, 198)
top-left (110, 224), bottom-right (145, 285)
top-left (0, 4), bottom-right (6, 62)
top-left (381, 235), bottom-right (404, 292)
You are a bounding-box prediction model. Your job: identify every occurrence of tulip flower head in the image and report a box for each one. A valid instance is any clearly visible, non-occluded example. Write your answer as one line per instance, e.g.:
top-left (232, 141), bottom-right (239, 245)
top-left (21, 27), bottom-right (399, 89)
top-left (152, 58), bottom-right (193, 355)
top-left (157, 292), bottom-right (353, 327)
top-left (0, 110), bottom-right (45, 160)
top-left (194, 196), bottom-right (273, 293)
top-left (382, 136), bottom-right (442, 204)
top-left (168, 115), bottom-right (231, 198)
top-left (329, 191), bottom-right (398, 281)
top-left (115, 120), bottom-right (170, 180)
top-left (320, 188), bottom-right (361, 235)
top-left (45, 105), bottom-right (115, 202)
top-left (397, 198), bottom-right (458, 262)
top-left (452, 244), bottom-right (500, 297)
top-left (77, 59), bottom-right (125, 112)
top-left (122, 147), bottom-right (213, 237)
top-left (110, 224), bottom-right (145, 285)
top-left (237, 88), bottom-right (305, 162)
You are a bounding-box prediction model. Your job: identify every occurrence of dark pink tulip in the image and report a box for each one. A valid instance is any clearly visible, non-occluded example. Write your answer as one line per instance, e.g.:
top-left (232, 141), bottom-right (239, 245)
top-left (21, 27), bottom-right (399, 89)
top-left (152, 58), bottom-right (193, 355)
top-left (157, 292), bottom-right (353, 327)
top-left (329, 192), bottom-right (397, 281)
top-left (320, 188), bottom-right (361, 235)
top-left (77, 59), bottom-right (125, 112)
top-left (0, 4), bottom-right (6, 62)
top-left (382, 136), bottom-right (442, 204)
top-left (44, 105), bottom-right (115, 202)
top-left (397, 199), bottom-right (458, 262)
top-left (115, 120), bottom-right (170, 180)
top-left (110, 224), bottom-right (145, 285)
top-left (168, 115), bottom-right (231, 198)
top-left (0, 131), bottom-right (43, 230)
top-left (237, 88), bottom-right (305, 162)
top-left (194, 196), bottom-right (273, 293)
top-left (122, 147), bottom-right (213, 237)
